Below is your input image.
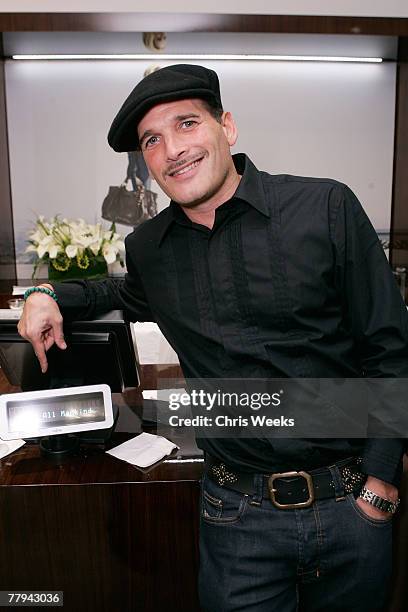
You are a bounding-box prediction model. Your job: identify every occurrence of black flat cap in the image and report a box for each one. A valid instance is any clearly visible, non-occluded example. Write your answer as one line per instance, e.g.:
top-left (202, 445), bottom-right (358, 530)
top-left (107, 64), bottom-right (222, 152)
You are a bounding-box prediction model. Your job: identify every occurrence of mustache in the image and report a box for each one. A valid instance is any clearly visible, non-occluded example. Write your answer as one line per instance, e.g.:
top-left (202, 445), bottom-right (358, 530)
top-left (165, 154), bottom-right (204, 176)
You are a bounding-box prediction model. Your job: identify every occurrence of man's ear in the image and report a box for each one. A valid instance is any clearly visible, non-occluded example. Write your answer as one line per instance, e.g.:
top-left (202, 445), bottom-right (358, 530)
top-left (221, 111), bottom-right (238, 147)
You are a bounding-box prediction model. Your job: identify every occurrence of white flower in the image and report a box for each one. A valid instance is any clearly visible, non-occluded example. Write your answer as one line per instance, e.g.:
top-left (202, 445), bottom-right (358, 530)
top-left (48, 244), bottom-right (60, 259)
top-left (27, 215), bottom-right (125, 278)
top-left (29, 229), bottom-right (47, 243)
top-left (102, 243), bottom-right (119, 265)
top-left (66, 244), bottom-right (78, 258)
top-left (89, 241), bottom-right (102, 256)
top-left (37, 235), bottom-right (59, 259)
top-left (113, 238), bottom-right (125, 253)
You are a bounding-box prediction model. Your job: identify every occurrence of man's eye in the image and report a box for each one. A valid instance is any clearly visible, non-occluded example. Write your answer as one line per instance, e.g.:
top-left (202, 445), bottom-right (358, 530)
top-left (181, 120), bottom-right (197, 129)
top-left (144, 136), bottom-right (159, 149)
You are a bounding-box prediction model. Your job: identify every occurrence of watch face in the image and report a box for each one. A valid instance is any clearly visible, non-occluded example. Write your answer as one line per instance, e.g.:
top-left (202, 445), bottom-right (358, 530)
top-left (7, 391), bottom-right (106, 432)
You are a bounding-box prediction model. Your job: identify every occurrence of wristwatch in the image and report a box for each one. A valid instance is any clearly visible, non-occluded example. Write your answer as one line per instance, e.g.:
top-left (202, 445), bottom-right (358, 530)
top-left (358, 486), bottom-right (400, 514)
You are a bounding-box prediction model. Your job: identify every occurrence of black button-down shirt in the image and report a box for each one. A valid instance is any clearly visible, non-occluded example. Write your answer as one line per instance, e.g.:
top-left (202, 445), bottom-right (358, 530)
top-left (56, 154), bottom-right (408, 485)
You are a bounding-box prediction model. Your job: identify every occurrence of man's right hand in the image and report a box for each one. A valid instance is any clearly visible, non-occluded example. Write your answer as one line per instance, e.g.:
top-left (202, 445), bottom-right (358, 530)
top-left (17, 284), bottom-right (67, 373)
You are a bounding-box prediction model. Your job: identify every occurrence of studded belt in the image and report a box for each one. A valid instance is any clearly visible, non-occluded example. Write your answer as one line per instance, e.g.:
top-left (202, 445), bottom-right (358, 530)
top-left (206, 455), bottom-right (366, 509)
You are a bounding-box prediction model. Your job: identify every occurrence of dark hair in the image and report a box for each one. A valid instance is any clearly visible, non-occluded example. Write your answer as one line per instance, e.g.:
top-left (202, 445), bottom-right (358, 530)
top-left (200, 98), bottom-right (224, 123)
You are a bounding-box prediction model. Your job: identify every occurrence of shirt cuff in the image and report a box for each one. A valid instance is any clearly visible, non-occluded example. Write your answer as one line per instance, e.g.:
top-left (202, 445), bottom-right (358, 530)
top-left (361, 439), bottom-right (405, 487)
top-left (52, 281), bottom-right (90, 320)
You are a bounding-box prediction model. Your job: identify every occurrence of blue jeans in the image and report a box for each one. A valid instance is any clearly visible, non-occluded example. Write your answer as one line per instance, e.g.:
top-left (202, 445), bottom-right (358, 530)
top-left (199, 466), bottom-right (393, 612)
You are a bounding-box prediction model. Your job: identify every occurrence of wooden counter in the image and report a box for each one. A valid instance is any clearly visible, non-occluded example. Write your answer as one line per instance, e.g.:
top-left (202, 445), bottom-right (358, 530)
top-left (0, 403), bottom-right (203, 612)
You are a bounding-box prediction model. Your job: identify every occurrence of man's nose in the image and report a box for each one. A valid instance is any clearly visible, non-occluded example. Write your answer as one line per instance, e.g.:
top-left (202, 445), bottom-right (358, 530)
top-left (165, 134), bottom-right (187, 161)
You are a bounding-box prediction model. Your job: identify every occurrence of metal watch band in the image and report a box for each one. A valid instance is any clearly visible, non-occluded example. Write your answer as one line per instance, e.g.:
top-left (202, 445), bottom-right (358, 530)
top-left (358, 486), bottom-right (400, 514)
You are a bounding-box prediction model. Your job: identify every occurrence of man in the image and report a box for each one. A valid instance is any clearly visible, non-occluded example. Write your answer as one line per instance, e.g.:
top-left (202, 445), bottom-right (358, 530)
top-left (18, 65), bottom-right (407, 612)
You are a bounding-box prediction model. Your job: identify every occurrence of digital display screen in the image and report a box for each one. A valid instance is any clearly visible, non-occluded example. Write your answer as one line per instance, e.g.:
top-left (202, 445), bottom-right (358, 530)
top-left (7, 391), bottom-right (106, 432)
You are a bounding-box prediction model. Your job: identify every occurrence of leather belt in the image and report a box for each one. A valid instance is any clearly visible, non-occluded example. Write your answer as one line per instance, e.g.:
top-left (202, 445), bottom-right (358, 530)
top-left (206, 455), bottom-right (366, 509)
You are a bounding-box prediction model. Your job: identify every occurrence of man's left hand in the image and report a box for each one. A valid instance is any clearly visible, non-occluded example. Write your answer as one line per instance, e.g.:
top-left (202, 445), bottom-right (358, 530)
top-left (356, 475), bottom-right (398, 520)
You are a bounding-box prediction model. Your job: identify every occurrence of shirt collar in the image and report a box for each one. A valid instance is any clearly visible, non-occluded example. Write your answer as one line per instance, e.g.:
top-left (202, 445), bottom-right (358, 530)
top-left (232, 153), bottom-right (270, 218)
top-left (157, 153), bottom-right (269, 245)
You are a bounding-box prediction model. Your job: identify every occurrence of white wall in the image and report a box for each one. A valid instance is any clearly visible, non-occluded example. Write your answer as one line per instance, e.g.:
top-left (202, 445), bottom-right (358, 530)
top-left (1, 0), bottom-right (407, 18)
top-left (5, 57), bottom-right (396, 277)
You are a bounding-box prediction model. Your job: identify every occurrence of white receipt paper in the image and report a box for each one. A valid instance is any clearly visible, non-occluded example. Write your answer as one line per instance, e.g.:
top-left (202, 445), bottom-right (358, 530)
top-left (0, 439), bottom-right (26, 459)
top-left (132, 322), bottom-right (179, 365)
top-left (12, 286), bottom-right (33, 296)
top-left (0, 309), bottom-right (22, 320)
top-left (106, 432), bottom-right (179, 468)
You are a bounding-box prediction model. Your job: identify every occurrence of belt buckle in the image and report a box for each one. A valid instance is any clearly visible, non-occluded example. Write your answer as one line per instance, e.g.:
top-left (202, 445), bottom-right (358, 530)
top-left (268, 471), bottom-right (315, 509)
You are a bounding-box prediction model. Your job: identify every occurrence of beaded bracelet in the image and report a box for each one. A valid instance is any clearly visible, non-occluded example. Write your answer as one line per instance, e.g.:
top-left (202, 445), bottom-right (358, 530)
top-left (23, 286), bottom-right (58, 303)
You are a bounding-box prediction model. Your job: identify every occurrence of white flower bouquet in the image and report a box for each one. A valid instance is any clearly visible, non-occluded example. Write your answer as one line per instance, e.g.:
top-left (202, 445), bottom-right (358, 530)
top-left (26, 216), bottom-right (125, 280)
